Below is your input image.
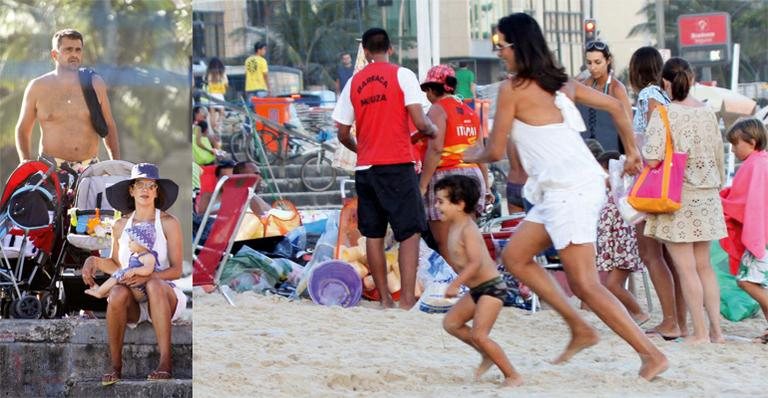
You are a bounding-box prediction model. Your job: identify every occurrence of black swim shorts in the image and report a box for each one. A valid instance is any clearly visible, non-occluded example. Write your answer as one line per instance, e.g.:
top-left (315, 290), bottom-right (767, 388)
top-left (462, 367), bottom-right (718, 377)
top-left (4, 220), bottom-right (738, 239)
top-left (355, 163), bottom-right (427, 242)
top-left (469, 276), bottom-right (508, 303)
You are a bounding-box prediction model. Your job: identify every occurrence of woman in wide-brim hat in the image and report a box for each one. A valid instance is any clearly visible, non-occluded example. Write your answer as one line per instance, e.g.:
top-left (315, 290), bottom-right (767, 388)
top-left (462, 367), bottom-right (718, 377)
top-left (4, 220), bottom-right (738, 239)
top-left (82, 162), bottom-right (186, 385)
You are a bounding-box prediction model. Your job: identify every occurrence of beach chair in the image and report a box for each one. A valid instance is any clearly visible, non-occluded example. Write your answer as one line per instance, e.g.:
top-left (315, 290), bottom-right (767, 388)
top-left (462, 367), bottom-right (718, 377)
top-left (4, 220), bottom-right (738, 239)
top-left (192, 174), bottom-right (259, 305)
top-left (481, 213), bottom-right (653, 314)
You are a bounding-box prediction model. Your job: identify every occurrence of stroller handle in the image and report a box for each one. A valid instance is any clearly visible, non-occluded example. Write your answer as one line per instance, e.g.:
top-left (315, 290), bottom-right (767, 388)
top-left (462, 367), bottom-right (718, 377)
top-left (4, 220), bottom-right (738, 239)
top-left (30, 158), bottom-right (57, 189)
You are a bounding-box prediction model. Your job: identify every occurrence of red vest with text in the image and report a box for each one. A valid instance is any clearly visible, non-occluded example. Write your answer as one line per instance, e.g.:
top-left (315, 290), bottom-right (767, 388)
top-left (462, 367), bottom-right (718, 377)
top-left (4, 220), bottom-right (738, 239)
top-left (436, 96), bottom-right (480, 169)
top-left (350, 62), bottom-right (413, 166)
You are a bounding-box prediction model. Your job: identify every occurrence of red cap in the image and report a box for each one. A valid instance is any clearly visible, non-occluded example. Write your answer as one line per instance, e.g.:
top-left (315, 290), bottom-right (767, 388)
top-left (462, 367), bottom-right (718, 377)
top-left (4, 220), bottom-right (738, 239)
top-left (420, 64), bottom-right (455, 92)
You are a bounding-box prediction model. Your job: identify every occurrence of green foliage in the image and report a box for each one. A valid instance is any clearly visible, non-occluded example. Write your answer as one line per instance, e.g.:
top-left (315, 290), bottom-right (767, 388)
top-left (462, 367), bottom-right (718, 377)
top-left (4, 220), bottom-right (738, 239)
top-left (231, 0), bottom-right (416, 89)
top-left (0, 0), bottom-right (192, 173)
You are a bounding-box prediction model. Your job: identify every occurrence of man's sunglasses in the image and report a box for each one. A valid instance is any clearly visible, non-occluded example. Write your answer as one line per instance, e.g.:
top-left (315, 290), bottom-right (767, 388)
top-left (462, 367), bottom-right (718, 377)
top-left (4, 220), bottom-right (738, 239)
top-left (585, 41), bottom-right (607, 51)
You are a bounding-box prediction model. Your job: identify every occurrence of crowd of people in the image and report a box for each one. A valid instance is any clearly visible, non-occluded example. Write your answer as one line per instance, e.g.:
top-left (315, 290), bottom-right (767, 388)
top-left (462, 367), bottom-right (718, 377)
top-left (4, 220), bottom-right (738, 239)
top-left (11, 11), bottom-right (765, 390)
top-left (331, 12), bottom-right (768, 387)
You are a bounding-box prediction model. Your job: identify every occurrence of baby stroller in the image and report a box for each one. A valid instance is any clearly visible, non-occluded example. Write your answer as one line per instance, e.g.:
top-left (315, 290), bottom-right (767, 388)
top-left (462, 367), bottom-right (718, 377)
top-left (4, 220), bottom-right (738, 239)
top-left (59, 160), bottom-right (135, 315)
top-left (0, 160), bottom-right (73, 319)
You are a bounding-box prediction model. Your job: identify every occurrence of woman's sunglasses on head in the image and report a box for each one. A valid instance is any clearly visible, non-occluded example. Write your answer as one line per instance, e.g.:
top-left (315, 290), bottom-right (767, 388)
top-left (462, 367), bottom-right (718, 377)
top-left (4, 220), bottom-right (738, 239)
top-left (585, 41), bottom-right (607, 51)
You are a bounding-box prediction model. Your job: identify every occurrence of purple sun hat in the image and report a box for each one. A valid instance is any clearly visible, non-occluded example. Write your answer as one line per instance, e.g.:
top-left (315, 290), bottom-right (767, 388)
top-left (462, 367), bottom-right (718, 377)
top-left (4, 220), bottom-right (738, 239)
top-left (125, 222), bottom-right (156, 251)
top-left (106, 163), bottom-right (179, 213)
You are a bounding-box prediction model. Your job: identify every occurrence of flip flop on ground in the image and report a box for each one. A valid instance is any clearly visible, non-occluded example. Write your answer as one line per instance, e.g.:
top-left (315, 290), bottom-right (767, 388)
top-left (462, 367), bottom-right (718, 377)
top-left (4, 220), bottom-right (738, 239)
top-left (147, 370), bottom-right (172, 381)
top-left (101, 370), bottom-right (121, 386)
top-left (645, 329), bottom-right (681, 341)
top-left (752, 329), bottom-right (768, 344)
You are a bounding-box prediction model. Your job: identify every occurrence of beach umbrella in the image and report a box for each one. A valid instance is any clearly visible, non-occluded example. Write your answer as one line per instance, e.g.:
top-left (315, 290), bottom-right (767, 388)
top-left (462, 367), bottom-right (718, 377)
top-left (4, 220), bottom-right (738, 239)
top-left (690, 83), bottom-right (757, 128)
top-left (754, 105), bottom-right (768, 124)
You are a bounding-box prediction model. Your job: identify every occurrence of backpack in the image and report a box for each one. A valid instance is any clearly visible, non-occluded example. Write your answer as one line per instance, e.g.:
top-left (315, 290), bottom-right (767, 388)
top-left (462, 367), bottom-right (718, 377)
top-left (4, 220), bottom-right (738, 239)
top-left (78, 67), bottom-right (109, 138)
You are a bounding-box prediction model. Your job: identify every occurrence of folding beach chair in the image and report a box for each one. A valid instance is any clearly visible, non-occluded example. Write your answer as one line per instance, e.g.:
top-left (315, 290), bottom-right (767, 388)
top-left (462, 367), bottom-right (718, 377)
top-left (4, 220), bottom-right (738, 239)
top-left (481, 213), bottom-right (653, 314)
top-left (192, 174), bottom-right (259, 305)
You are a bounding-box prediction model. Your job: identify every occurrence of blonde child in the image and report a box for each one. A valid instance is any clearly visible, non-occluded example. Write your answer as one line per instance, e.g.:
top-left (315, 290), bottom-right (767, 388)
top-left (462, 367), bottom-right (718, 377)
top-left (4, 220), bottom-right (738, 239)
top-left (435, 175), bottom-right (522, 387)
top-left (721, 118), bottom-right (768, 343)
top-left (85, 222), bottom-right (158, 302)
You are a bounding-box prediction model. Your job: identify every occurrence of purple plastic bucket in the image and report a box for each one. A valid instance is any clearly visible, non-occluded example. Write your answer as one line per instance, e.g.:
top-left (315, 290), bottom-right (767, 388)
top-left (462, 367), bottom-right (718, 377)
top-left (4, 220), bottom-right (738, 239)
top-left (308, 260), bottom-right (362, 307)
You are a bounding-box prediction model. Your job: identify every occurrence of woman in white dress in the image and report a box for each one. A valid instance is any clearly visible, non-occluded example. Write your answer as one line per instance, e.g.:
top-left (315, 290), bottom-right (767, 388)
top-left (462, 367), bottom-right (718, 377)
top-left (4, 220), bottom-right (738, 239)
top-left (466, 13), bottom-right (667, 381)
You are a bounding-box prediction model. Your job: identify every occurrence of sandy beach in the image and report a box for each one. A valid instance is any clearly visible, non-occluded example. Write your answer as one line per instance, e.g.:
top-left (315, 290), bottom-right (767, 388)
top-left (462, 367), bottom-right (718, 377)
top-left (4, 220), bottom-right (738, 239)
top-left (193, 284), bottom-right (768, 398)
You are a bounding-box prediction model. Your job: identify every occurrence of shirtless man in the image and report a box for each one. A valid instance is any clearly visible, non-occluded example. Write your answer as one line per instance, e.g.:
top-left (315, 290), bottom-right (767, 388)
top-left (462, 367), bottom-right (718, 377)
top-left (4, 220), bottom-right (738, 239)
top-left (15, 29), bottom-right (120, 169)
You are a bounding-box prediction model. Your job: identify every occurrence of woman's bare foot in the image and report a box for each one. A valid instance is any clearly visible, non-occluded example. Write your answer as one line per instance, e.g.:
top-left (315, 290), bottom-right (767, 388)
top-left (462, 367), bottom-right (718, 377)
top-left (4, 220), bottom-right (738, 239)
top-left (683, 335), bottom-right (709, 345)
top-left (645, 320), bottom-right (681, 339)
top-left (501, 374), bottom-right (524, 388)
top-left (632, 312), bottom-right (651, 326)
top-left (638, 352), bottom-right (668, 381)
top-left (552, 325), bottom-right (600, 364)
top-left (709, 332), bottom-right (726, 344)
top-left (474, 356), bottom-right (493, 381)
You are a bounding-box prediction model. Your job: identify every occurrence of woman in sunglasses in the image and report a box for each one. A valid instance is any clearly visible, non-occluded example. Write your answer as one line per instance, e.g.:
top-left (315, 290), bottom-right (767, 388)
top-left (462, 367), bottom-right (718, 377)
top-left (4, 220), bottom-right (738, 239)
top-left (81, 163), bottom-right (186, 385)
top-left (577, 40), bottom-right (633, 153)
top-left (579, 40), bottom-right (650, 331)
top-left (467, 13), bottom-right (667, 381)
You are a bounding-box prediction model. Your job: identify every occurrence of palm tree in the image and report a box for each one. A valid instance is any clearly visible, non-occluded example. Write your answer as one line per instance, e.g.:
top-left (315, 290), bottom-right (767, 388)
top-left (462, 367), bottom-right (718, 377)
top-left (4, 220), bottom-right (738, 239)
top-left (232, 0), bottom-right (416, 88)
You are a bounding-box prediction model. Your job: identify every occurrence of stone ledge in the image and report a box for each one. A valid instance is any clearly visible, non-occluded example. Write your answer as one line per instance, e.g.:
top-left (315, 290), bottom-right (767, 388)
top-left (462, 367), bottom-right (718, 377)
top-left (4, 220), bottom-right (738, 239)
top-left (63, 378), bottom-right (192, 398)
top-left (0, 319), bottom-right (191, 396)
top-left (0, 318), bottom-right (191, 345)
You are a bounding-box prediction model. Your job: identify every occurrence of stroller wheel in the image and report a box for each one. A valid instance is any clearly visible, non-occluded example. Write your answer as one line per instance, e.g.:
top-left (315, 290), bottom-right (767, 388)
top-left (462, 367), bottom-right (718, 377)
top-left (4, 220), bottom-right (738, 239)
top-left (41, 291), bottom-right (62, 319)
top-left (12, 295), bottom-right (42, 319)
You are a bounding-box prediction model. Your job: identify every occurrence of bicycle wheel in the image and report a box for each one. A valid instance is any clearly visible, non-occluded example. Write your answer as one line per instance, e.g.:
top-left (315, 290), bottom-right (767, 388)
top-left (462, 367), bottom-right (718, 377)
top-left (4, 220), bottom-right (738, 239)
top-left (254, 130), bottom-right (280, 164)
top-left (300, 153), bottom-right (336, 192)
top-left (229, 131), bottom-right (248, 162)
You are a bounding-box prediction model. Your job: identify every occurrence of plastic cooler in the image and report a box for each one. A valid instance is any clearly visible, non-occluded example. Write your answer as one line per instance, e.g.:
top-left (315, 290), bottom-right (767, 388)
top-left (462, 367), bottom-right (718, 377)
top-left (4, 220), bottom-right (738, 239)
top-left (251, 97), bottom-right (293, 154)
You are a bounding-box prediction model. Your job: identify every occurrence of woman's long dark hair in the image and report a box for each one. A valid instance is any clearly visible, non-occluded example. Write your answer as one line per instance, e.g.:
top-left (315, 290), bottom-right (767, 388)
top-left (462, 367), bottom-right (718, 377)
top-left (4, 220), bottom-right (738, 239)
top-left (629, 47), bottom-right (663, 92)
top-left (662, 57), bottom-right (694, 101)
top-left (207, 57), bottom-right (225, 82)
top-left (497, 13), bottom-right (568, 93)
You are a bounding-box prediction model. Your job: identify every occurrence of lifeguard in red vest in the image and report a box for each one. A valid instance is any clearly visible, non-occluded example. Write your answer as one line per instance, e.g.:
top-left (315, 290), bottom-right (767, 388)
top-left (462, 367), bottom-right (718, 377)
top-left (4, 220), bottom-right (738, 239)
top-left (332, 27), bottom-right (436, 310)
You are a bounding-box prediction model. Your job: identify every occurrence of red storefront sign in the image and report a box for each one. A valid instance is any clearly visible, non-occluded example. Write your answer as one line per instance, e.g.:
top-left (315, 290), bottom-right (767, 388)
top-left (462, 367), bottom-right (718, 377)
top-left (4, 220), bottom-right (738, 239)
top-left (678, 13), bottom-right (729, 47)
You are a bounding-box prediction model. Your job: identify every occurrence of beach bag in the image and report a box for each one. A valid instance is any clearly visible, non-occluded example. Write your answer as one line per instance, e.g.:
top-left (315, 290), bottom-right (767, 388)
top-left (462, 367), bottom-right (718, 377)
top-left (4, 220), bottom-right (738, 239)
top-left (627, 106), bottom-right (687, 214)
top-left (234, 199), bottom-right (302, 240)
top-left (263, 199), bottom-right (302, 237)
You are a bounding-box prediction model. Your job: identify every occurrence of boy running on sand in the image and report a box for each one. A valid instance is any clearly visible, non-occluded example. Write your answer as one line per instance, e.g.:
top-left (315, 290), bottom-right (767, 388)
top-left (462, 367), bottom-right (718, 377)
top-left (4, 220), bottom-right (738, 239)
top-left (436, 175), bottom-right (522, 387)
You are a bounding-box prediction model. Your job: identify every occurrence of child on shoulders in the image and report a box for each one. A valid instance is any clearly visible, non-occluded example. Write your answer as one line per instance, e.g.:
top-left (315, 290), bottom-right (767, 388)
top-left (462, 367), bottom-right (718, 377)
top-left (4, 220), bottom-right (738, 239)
top-left (435, 175), bottom-right (522, 387)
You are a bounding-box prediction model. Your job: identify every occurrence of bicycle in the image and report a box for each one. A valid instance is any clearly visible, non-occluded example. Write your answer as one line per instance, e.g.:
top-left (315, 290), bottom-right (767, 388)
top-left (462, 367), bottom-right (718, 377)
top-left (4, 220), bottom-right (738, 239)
top-left (229, 114), bottom-right (338, 192)
top-left (299, 130), bottom-right (336, 192)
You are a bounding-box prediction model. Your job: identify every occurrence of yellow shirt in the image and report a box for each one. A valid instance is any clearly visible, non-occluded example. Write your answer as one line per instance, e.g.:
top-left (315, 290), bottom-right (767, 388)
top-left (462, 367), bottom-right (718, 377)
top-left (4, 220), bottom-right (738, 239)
top-left (207, 74), bottom-right (228, 95)
top-left (245, 55), bottom-right (268, 92)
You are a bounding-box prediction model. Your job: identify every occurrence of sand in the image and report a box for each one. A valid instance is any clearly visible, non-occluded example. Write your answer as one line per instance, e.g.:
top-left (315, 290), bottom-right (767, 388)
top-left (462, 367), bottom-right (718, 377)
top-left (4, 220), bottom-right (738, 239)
top-left (193, 286), bottom-right (768, 398)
